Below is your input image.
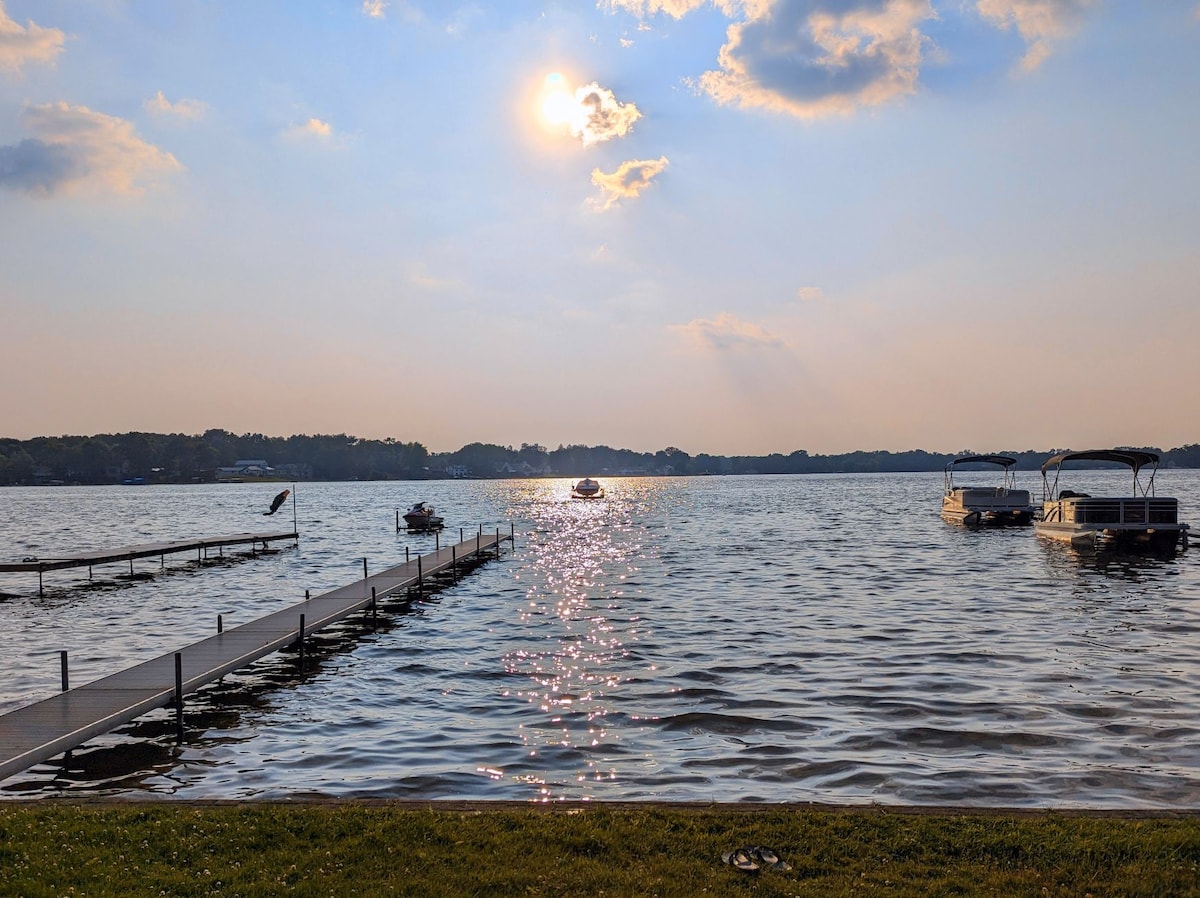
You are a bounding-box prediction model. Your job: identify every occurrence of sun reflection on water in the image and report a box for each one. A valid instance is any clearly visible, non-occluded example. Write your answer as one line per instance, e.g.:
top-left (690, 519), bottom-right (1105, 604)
top-left (496, 478), bottom-right (668, 796)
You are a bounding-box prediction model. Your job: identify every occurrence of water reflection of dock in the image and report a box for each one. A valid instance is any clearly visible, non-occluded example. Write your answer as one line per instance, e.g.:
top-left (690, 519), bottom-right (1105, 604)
top-left (0, 531), bottom-right (298, 595)
top-left (0, 529), bottom-right (512, 784)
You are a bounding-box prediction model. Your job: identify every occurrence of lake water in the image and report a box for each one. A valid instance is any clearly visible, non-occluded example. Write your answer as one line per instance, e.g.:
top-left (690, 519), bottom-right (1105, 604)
top-left (1, 472), bottom-right (1199, 808)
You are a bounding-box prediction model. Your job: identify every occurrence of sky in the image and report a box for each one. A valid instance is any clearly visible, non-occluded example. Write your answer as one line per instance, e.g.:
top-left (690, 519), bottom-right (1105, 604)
top-left (1, 1), bottom-right (1198, 457)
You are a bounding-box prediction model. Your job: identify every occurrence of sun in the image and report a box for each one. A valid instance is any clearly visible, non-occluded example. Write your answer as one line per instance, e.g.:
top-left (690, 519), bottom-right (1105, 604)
top-left (538, 72), bottom-right (579, 132)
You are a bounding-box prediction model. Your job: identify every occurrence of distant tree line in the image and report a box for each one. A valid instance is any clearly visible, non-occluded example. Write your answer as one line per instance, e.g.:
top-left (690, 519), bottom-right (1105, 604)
top-left (1, 430), bottom-right (1199, 486)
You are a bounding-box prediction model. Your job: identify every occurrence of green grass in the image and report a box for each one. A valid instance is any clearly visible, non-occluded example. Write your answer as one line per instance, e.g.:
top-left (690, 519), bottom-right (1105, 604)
top-left (1, 802), bottom-right (1198, 897)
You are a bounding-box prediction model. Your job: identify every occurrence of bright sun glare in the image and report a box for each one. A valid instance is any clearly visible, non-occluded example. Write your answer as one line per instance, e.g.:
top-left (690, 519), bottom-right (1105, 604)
top-left (539, 71), bottom-right (580, 132)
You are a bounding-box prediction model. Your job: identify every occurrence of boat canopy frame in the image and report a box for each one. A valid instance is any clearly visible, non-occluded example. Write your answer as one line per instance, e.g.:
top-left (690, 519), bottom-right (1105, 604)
top-left (1040, 449), bottom-right (1161, 500)
top-left (943, 455), bottom-right (1019, 494)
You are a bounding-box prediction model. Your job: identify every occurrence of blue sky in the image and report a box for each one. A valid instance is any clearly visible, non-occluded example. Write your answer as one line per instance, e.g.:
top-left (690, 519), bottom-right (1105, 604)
top-left (2, 1), bottom-right (1198, 455)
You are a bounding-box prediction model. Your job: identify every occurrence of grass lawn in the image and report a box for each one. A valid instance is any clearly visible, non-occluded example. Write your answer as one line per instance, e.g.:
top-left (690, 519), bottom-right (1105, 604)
top-left (1, 801), bottom-right (1198, 897)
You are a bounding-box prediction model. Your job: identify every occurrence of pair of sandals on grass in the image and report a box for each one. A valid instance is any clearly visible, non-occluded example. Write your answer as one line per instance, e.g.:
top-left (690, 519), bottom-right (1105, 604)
top-left (721, 845), bottom-right (791, 873)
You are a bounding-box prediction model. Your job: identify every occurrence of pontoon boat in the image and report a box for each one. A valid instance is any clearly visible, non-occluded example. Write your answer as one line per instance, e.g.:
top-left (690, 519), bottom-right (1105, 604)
top-left (941, 455), bottom-right (1034, 526)
top-left (1035, 449), bottom-right (1188, 551)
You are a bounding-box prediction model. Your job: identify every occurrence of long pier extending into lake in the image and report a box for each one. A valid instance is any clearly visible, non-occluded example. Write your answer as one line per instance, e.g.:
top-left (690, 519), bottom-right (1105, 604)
top-left (0, 529), bottom-right (512, 784)
top-left (0, 531), bottom-right (299, 595)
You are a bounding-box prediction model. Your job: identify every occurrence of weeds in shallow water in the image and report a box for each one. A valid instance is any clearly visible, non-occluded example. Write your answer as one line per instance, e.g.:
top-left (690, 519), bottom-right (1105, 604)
top-left (0, 803), bottom-right (1198, 897)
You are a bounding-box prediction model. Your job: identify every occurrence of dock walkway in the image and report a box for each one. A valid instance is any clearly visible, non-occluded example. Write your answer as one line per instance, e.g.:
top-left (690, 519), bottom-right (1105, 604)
top-left (0, 530), bottom-right (510, 783)
top-left (0, 531), bottom-right (298, 595)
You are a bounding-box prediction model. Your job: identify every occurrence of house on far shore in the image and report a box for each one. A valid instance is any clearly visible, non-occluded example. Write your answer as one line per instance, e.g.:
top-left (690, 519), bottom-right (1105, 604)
top-left (216, 459), bottom-right (280, 482)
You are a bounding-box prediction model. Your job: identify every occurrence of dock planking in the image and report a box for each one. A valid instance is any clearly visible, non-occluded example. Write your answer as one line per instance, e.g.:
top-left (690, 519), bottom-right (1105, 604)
top-left (0, 530), bottom-right (511, 783)
top-left (0, 531), bottom-right (298, 595)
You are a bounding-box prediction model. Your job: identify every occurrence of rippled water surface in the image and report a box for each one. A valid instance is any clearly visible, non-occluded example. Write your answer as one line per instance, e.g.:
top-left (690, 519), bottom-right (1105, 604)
top-left (2, 472), bottom-right (1199, 807)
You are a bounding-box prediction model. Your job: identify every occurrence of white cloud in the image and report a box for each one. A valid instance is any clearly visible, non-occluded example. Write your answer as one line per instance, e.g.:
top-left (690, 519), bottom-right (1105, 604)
top-left (602, 0), bottom-right (752, 19)
top-left (796, 286), bottom-right (825, 302)
top-left (673, 312), bottom-right (789, 352)
top-left (144, 90), bottom-right (208, 121)
top-left (284, 117), bottom-right (334, 141)
top-left (602, 0), bottom-right (706, 18)
top-left (362, 0), bottom-right (388, 18)
top-left (607, 0), bottom-right (1101, 117)
top-left (589, 156), bottom-right (669, 210)
top-left (699, 0), bottom-right (936, 119)
top-left (976, 0), bottom-right (1098, 72)
top-left (0, 0), bottom-right (65, 74)
top-left (0, 102), bottom-right (182, 197)
top-left (540, 75), bottom-right (642, 145)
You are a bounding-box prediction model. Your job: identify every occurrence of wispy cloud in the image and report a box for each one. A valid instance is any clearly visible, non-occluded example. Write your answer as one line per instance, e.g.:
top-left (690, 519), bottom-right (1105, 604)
top-left (0, 102), bottom-right (182, 197)
top-left (284, 117), bottom-right (334, 141)
top-left (602, 0), bottom-right (710, 18)
top-left (590, 156), bottom-right (669, 210)
top-left (362, 0), bottom-right (388, 19)
top-left (540, 74), bottom-right (642, 145)
top-left (0, 0), bottom-right (65, 75)
top-left (673, 312), bottom-right (789, 352)
top-left (976, 0), bottom-right (1098, 72)
top-left (144, 90), bottom-right (208, 121)
top-left (796, 285), bottom-right (826, 303)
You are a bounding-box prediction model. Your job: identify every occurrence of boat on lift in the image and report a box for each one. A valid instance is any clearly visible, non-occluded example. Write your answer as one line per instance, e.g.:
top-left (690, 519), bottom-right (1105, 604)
top-left (571, 478), bottom-right (604, 499)
top-left (1035, 449), bottom-right (1188, 551)
top-left (941, 455), bottom-right (1035, 527)
top-left (402, 501), bottom-right (444, 531)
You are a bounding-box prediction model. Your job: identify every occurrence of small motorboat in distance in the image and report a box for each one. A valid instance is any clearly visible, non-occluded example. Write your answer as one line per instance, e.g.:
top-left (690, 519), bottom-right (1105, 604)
top-left (1035, 449), bottom-right (1188, 552)
top-left (941, 455), bottom-right (1035, 527)
top-left (402, 501), bottom-right (444, 531)
top-left (571, 478), bottom-right (605, 499)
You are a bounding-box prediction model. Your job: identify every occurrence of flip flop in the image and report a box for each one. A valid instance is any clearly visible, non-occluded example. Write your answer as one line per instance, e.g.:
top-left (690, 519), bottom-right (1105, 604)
top-left (721, 848), bottom-right (760, 873)
top-left (751, 846), bottom-right (791, 871)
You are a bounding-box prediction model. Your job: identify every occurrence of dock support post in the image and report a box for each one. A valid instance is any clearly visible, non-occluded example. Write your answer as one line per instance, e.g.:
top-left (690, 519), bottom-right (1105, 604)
top-left (477, 530), bottom-right (481, 557)
top-left (174, 652), bottom-right (184, 743)
top-left (435, 531), bottom-right (440, 551)
top-left (496, 528), bottom-right (501, 557)
top-left (305, 589), bottom-right (310, 601)
top-left (417, 556), bottom-right (423, 593)
top-left (60, 651), bottom-right (68, 692)
top-left (406, 547), bottom-right (410, 563)
top-left (363, 558), bottom-right (368, 581)
top-left (452, 546), bottom-right (457, 582)
top-left (371, 587), bottom-right (378, 630)
top-left (38, 568), bottom-right (43, 596)
top-left (298, 614), bottom-right (306, 669)
top-left (217, 614), bottom-right (223, 634)
top-left (460, 527), bottom-right (464, 542)
top-left (129, 554), bottom-right (134, 576)
top-left (396, 509), bottom-right (400, 533)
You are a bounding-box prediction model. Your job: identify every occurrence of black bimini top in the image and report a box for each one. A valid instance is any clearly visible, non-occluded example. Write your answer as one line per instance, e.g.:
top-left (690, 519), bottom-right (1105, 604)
top-left (945, 454), bottom-right (1016, 471)
top-left (1040, 449), bottom-right (1160, 475)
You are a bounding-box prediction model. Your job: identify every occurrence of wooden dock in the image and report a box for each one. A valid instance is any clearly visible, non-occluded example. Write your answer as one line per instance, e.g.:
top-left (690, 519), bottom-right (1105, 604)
top-left (0, 530), bottom-right (511, 783)
top-left (0, 531), bottom-right (298, 595)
